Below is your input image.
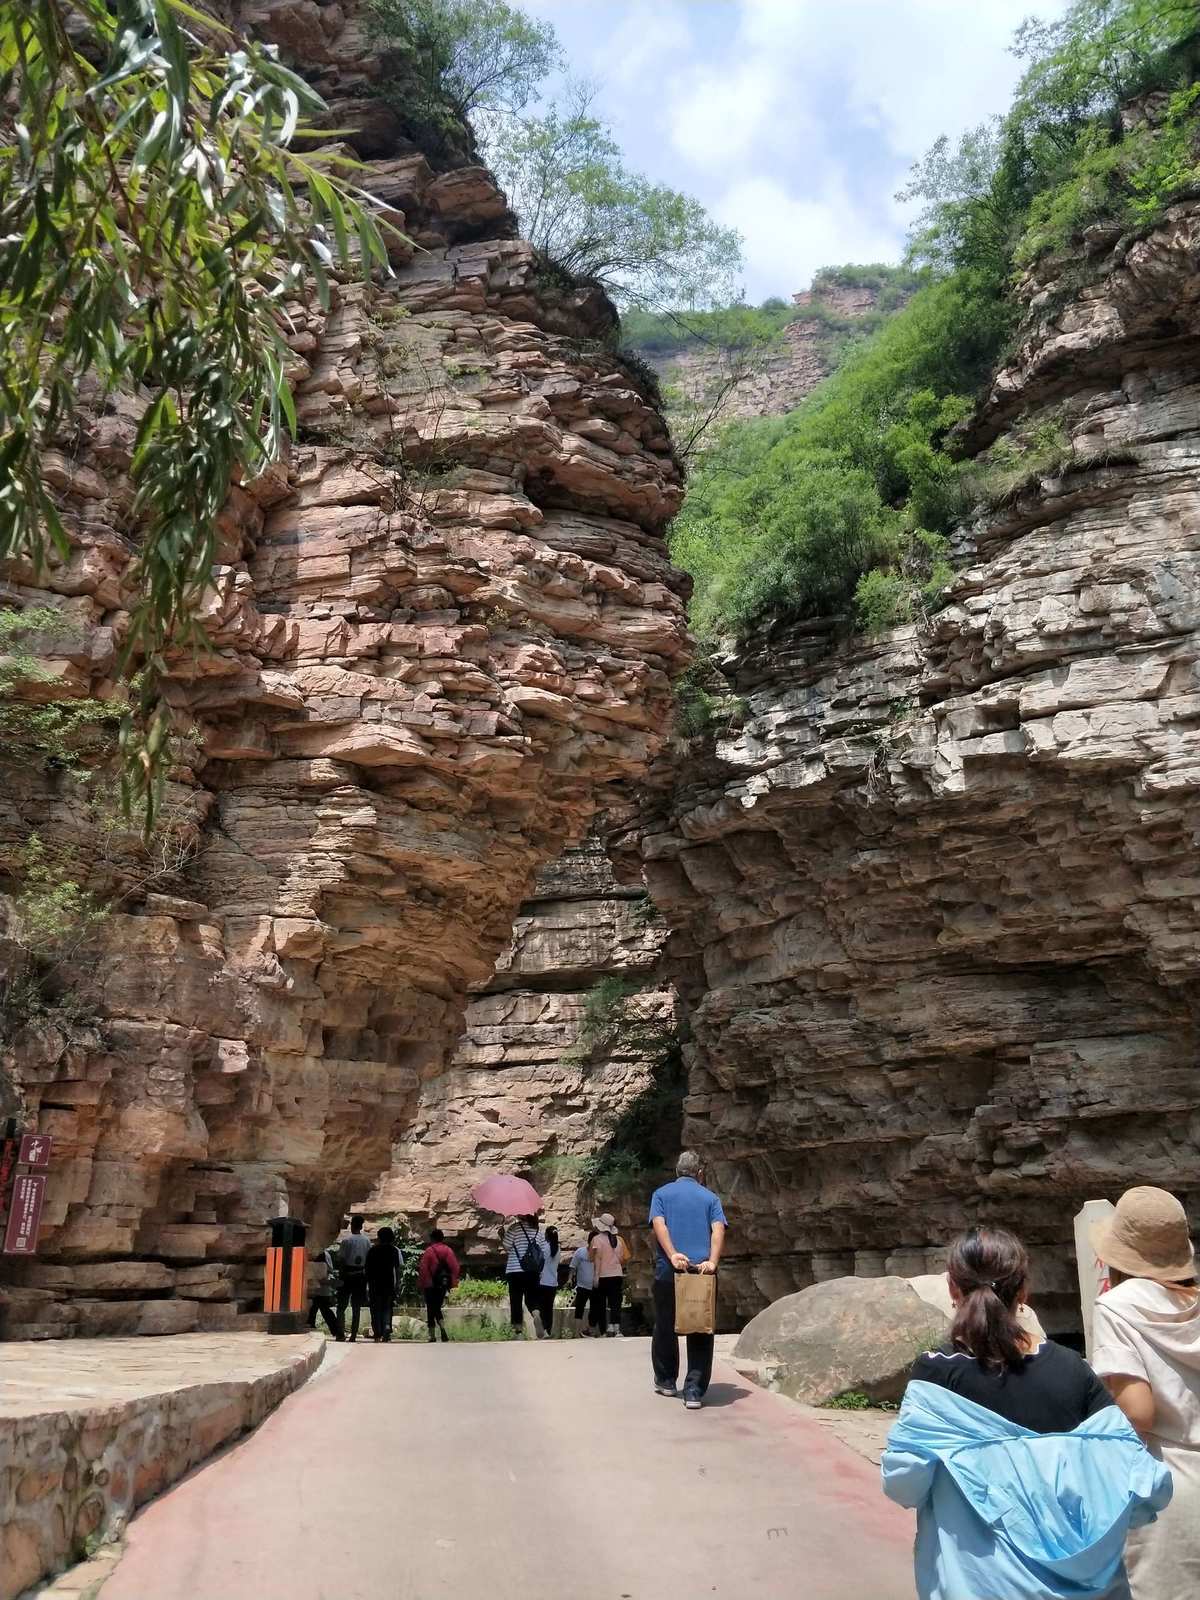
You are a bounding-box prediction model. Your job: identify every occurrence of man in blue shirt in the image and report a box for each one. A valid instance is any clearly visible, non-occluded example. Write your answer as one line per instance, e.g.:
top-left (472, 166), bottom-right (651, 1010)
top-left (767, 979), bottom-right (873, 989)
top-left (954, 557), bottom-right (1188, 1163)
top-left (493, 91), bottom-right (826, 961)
top-left (648, 1150), bottom-right (727, 1408)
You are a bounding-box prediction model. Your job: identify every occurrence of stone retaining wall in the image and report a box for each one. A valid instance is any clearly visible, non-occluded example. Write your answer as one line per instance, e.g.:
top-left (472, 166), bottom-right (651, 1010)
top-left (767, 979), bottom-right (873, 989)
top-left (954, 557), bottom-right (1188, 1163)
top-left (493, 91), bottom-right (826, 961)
top-left (1, 1332), bottom-right (324, 1598)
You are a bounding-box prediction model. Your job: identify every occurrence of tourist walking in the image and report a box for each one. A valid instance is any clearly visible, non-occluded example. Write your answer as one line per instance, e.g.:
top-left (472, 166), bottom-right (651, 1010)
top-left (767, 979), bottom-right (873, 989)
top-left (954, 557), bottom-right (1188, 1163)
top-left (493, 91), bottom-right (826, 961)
top-left (648, 1152), bottom-right (726, 1406)
top-left (503, 1213), bottom-right (545, 1337)
top-left (307, 1238), bottom-right (345, 1339)
top-left (570, 1231), bottom-right (598, 1335)
top-left (365, 1225), bottom-right (403, 1343)
top-left (417, 1228), bottom-right (460, 1343)
top-left (337, 1215), bottom-right (371, 1342)
top-left (537, 1225), bottom-right (561, 1339)
top-left (882, 1224), bottom-right (1171, 1600)
top-left (1091, 1186), bottom-right (1200, 1600)
top-left (589, 1212), bottom-right (629, 1337)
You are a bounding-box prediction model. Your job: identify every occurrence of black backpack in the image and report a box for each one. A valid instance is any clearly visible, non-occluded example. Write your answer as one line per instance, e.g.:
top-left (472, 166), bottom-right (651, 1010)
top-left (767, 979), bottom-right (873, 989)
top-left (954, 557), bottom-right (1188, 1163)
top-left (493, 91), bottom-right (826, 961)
top-left (433, 1256), bottom-right (452, 1294)
top-left (515, 1224), bottom-right (544, 1277)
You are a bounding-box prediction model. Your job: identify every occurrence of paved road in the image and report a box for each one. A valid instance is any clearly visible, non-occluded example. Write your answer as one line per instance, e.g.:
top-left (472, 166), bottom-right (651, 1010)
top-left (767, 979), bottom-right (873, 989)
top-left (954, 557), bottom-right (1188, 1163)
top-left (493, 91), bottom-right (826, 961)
top-left (103, 1339), bottom-right (913, 1600)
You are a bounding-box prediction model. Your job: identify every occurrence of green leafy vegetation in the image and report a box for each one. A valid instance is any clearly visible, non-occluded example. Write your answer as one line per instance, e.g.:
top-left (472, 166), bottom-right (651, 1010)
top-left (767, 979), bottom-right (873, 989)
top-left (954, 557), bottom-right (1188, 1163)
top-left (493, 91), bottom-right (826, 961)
top-left (903, 0), bottom-right (1200, 284)
top-left (366, 0), bottom-right (559, 164)
top-left (823, 1390), bottom-right (900, 1412)
top-left (448, 1275), bottom-right (508, 1303)
top-left (673, 273), bottom-right (1000, 638)
top-left (485, 83), bottom-right (741, 308)
top-left (0, 0), bottom-right (392, 822)
top-left (670, 0), bottom-right (1200, 644)
top-left (0, 607), bottom-right (202, 1039)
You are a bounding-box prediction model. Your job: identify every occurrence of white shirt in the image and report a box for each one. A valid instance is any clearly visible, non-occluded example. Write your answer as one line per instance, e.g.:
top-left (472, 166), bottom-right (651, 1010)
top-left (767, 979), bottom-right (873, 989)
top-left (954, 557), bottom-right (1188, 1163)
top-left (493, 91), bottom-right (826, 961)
top-left (570, 1245), bottom-right (595, 1290)
top-left (539, 1235), bottom-right (561, 1288)
top-left (1093, 1278), bottom-right (1200, 1447)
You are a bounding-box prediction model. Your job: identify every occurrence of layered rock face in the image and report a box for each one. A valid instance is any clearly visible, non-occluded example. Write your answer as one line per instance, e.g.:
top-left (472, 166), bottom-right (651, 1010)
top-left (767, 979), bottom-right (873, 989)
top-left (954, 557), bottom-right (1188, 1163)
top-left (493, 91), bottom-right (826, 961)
top-left (637, 204), bottom-right (1200, 1333)
top-left (635, 278), bottom-right (888, 429)
top-left (367, 823), bottom-right (676, 1271)
top-left (0, 1), bottom-right (687, 1337)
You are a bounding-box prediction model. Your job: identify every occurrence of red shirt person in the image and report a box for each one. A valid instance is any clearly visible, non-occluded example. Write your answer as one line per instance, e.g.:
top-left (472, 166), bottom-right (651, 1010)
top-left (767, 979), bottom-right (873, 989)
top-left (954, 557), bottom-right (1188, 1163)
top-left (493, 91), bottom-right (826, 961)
top-left (417, 1230), bottom-right (460, 1343)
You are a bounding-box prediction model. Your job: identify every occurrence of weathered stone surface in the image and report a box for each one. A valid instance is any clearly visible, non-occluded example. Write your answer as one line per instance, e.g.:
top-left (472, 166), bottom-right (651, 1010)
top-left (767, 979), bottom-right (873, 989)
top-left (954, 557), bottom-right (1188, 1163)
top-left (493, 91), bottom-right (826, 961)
top-left (635, 278), bottom-right (894, 430)
top-left (0, 0), bottom-right (686, 1336)
top-left (734, 1278), bottom-right (950, 1404)
top-left (367, 822), bottom-right (677, 1279)
top-left (634, 203), bottom-right (1200, 1334)
top-left (0, 1332), bottom-right (323, 1598)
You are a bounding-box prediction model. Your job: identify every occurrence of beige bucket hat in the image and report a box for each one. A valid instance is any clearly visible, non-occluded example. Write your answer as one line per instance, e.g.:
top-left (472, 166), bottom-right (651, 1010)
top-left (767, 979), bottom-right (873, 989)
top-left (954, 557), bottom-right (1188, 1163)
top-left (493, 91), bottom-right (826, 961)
top-left (1091, 1186), bottom-right (1196, 1283)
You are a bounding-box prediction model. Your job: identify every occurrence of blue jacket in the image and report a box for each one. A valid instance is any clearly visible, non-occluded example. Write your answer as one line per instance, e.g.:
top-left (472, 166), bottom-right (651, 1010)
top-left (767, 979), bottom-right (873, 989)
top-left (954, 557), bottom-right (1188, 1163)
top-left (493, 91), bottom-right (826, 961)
top-left (881, 1380), bottom-right (1172, 1600)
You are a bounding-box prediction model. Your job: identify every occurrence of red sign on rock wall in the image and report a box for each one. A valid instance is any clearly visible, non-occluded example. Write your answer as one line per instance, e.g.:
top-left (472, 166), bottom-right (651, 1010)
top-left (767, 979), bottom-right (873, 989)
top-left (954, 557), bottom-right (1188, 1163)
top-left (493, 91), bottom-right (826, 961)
top-left (18, 1133), bottom-right (52, 1168)
top-left (4, 1173), bottom-right (47, 1254)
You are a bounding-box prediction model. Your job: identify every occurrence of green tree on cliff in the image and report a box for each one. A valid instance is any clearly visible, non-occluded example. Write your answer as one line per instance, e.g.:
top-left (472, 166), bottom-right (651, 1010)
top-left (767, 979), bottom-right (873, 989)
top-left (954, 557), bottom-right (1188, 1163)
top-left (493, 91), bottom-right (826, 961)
top-left (0, 0), bottom-right (390, 818)
top-left (368, 3), bottom-right (742, 310)
top-left (484, 83), bottom-right (742, 309)
top-left (367, 0), bottom-right (561, 122)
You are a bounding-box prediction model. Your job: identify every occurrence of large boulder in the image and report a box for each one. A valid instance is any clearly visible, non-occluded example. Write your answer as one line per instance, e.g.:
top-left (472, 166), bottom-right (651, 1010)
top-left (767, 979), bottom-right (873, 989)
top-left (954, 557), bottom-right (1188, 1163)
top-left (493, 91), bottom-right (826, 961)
top-left (733, 1276), bottom-right (950, 1404)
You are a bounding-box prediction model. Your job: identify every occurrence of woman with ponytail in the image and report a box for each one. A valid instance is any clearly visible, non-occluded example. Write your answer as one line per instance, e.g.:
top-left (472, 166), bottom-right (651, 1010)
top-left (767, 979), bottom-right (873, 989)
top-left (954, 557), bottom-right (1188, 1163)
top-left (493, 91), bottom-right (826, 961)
top-left (882, 1226), bottom-right (1170, 1599)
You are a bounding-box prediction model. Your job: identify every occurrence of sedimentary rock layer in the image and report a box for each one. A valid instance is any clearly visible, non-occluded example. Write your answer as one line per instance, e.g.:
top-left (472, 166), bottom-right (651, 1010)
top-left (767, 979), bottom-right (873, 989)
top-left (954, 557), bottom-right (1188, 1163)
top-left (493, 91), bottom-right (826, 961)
top-left (636, 204), bottom-right (1200, 1332)
top-left (0, 1), bottom-right (686, 1337)
top-left (368, 824), bottom-right (676, 1273)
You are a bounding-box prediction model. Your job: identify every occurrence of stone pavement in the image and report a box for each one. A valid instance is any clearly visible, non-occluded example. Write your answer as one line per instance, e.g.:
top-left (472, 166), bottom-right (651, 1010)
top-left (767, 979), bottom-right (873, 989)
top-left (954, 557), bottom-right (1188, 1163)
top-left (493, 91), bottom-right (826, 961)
top-left (2, 1332), bottom-right (324, 1599)
top-left (101, 1336), bottom-right (913, 1600)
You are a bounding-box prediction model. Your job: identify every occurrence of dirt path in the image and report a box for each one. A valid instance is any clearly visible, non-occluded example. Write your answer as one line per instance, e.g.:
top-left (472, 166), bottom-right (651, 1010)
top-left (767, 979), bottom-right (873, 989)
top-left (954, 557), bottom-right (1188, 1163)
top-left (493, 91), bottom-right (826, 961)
top-left (100, 1338), bottom-right (913, 1599)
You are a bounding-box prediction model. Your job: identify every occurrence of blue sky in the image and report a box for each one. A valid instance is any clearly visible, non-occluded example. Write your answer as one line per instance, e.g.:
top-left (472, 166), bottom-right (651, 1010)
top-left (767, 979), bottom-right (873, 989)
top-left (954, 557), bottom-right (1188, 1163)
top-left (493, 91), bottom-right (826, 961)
top-left (516, 0), bottom-right (1067, 302)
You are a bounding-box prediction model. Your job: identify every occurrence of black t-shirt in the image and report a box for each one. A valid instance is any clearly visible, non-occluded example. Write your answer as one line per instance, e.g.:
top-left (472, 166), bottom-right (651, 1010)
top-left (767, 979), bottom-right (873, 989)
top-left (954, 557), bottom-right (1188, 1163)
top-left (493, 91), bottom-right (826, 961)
top-left (909, 1339), bottom-right (1114, 1433)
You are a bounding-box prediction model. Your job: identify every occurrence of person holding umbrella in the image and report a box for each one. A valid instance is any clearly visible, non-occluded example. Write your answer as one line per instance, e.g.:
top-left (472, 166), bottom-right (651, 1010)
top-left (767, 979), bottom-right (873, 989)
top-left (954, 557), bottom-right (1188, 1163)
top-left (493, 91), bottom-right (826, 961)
top-left (503, 1213), bottom-right (546, 1337)
top-left (470, 1174), bottom-right (547, 1339)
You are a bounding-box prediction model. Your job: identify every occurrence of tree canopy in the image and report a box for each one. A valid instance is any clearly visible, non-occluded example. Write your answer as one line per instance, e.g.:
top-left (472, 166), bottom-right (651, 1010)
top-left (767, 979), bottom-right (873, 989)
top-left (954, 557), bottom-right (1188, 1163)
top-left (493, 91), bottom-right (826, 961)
top-left (484, 84), bottom-right (741, 308)
top-left (367, 0), bottom-right (560, 122)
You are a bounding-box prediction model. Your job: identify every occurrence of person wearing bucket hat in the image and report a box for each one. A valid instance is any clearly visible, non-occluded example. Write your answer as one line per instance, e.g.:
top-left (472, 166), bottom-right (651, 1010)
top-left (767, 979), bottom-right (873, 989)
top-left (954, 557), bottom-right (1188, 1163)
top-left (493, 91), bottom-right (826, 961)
top-left (588, 1212), bottom-right (630, 1337)
top-left (1092, 1186), bottom-right (1200, 1600)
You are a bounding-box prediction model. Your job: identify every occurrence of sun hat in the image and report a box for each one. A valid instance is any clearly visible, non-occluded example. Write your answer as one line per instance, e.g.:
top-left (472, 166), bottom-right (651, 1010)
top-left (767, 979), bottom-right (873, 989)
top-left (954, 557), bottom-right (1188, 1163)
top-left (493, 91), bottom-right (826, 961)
top-left (592, 1212), bottom-right (617, 1232)
top-left (1090, 1186), bottom-right (1196, 1283)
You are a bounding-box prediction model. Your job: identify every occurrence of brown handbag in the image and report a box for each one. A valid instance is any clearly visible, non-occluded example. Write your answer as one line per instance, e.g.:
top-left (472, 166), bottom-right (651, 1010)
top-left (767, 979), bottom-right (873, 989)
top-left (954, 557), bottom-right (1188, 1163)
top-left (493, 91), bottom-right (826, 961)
top-left (674, 1269), bottom-right (716, 1334)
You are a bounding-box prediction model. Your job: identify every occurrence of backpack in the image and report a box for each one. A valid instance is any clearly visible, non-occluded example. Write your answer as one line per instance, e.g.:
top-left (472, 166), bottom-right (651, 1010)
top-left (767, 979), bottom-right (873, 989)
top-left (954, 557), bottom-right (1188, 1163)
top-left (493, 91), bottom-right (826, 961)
top-left (515, 1224), bottom-right (544, 1278)
top-left (432, 1250), bottom-right (452, 1294)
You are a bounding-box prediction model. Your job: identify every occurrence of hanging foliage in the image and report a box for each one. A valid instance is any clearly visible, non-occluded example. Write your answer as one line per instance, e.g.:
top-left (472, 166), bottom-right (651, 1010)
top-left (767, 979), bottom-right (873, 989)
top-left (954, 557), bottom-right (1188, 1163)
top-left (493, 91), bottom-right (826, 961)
top-left (0, 0), bottom-right (396, 820)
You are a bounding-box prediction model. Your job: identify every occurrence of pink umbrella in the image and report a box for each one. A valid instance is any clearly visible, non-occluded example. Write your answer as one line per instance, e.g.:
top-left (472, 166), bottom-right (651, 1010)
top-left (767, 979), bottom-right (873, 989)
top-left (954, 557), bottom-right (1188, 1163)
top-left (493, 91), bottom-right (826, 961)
top-left (471, 1173), bottom-right (542, 1217)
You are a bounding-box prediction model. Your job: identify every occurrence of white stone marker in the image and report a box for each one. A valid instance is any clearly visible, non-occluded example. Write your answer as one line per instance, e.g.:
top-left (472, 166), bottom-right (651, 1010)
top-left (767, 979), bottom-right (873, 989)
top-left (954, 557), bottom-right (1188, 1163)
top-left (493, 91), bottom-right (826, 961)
top-left (1075, 1199), bottom-right (1116, 1358)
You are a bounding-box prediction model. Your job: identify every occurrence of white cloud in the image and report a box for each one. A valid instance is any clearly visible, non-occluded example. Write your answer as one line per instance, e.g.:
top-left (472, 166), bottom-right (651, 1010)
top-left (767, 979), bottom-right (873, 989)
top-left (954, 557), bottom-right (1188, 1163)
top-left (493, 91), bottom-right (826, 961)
top-left (503, 0), bottom-right (1071, 301)
top-left (717, 175), bottom-right (904, 295)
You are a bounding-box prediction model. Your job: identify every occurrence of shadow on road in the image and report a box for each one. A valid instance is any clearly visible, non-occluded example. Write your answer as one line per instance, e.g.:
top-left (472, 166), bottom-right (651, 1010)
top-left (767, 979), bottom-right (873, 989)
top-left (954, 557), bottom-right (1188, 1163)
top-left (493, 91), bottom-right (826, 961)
top-left (702, 1382), bottom-right (752, 1408)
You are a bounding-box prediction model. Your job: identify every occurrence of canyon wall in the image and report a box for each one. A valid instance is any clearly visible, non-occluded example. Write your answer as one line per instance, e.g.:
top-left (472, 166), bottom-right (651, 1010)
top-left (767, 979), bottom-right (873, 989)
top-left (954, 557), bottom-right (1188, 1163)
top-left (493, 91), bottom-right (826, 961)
top-left (366, 822), bottom-right (677, 1274)
top-left (636, 278), bottom-right (890, 430)
top-left (636, 204), bottom-right (1200, 1334)
top-left (0, 0), bottom-right (687, 1338)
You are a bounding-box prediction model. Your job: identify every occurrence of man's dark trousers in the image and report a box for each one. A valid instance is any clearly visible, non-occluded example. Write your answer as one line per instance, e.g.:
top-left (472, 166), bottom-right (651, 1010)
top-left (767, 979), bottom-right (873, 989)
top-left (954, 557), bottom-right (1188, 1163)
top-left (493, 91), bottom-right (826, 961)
top-left (308, 1297), bottom-right (343, 1338)
top-left (652, 1270), bottom-right (714, 1399)
top-left (337, 1270), bottom-right (367, 1340)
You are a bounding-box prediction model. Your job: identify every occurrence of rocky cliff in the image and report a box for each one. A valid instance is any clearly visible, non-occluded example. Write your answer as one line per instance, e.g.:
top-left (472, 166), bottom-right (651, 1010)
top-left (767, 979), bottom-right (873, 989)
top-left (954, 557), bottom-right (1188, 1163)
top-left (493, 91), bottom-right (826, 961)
top-left (0, 0), bottom-right (687, 1337)
top-left (634, 276), bottom-right (899, 432)
top-left (366, 821), bottom-right (677, 1274)
top-left (634, 203), bottom-right (1200, 1334)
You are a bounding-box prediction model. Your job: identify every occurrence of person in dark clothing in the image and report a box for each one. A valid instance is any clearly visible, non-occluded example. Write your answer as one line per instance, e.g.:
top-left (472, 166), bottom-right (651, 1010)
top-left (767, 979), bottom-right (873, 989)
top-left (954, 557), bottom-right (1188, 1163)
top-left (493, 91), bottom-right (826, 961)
top-left (336, 1215), bottom-right (370, 1342)
top-left (907, 1226), bottom-right (1114, 1429)
top-left (365, 1225), bottom-right (403, 1343)
top-left (307, 1241), bottom-right (344, 1339)
top-left (417, 1228), bottom-right (460, 1343)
